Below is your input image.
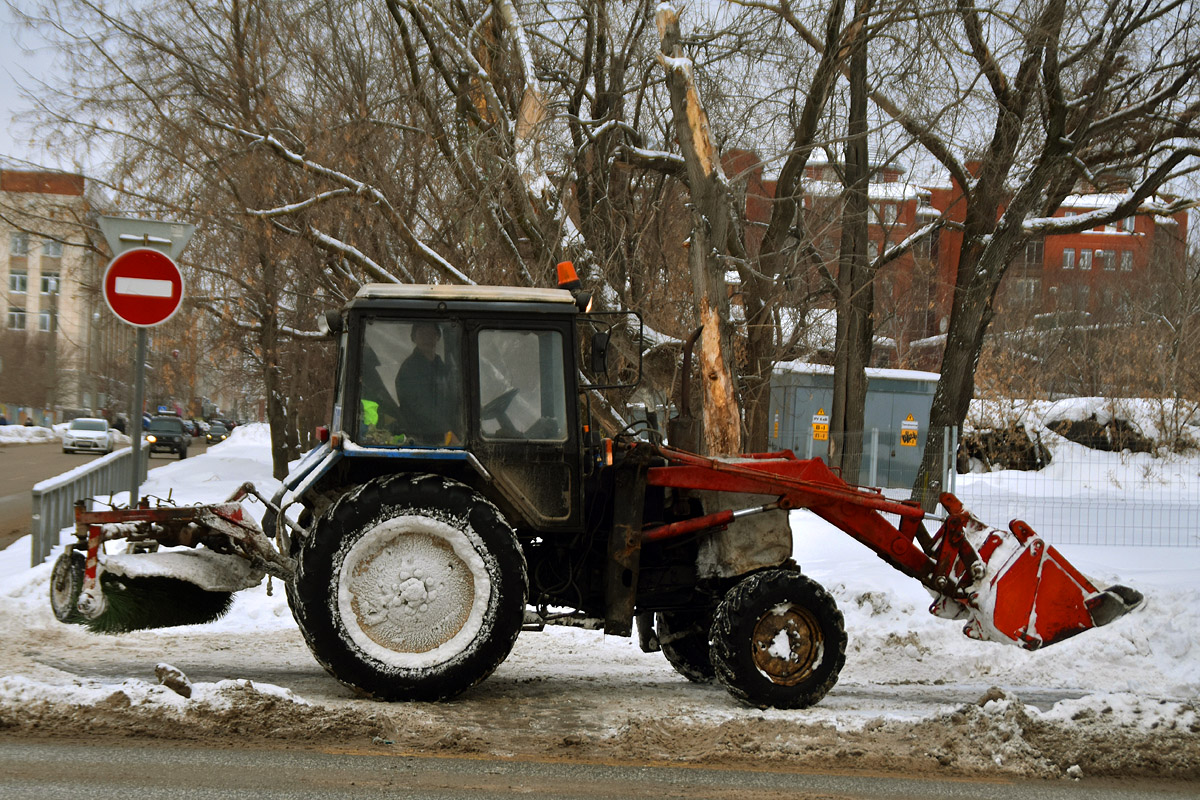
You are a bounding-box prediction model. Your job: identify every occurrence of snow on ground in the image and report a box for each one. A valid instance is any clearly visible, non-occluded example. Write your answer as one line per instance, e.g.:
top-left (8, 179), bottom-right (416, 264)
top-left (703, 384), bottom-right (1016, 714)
top-left (0, 422), bottom-right (1197, 778)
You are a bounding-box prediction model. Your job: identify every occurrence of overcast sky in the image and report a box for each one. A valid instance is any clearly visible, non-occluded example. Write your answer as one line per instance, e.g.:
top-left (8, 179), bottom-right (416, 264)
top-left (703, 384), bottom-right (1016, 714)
top-left (1, 2), bottom-right (67, 169)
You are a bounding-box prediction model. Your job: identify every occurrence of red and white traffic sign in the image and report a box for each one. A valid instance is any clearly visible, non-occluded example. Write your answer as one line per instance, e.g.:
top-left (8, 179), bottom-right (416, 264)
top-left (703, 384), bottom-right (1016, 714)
top-left (102, 247), bottom-right (185, 327)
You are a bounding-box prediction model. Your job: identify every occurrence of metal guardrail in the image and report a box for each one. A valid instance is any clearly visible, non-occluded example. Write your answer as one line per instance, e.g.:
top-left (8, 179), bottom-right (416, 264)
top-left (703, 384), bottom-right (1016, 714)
top-left (30, 445), bottom-right (149, 566)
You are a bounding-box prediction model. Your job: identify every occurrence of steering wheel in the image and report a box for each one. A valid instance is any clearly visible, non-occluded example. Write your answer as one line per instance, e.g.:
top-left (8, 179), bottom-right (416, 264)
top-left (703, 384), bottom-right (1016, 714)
top-left (481, 387), bottom-right (520, 420)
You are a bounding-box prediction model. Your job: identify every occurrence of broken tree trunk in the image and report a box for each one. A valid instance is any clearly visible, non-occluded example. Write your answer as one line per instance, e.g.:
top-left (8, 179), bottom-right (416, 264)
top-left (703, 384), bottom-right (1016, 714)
top-left (656, 3), bottom-right (742, 456)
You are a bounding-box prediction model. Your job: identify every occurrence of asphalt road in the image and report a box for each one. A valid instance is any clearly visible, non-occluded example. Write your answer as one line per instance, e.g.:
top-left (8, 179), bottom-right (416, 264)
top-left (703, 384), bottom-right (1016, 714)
top-left (0, 438), bottom-right (207, 551)
top-left (0, 741), bottom-right (1192, 800)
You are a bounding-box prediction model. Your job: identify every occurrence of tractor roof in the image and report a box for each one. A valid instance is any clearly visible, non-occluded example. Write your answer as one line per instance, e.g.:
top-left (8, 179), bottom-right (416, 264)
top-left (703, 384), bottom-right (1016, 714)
top-left (355, 284), bottom-right (575, 305)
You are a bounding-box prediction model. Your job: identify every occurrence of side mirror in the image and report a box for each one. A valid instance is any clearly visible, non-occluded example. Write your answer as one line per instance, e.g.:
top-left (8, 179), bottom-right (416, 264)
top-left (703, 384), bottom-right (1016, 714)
top-left (316, 310), bottom-right (344, 336)
top-left (590, 331), bottom-right (610, 374)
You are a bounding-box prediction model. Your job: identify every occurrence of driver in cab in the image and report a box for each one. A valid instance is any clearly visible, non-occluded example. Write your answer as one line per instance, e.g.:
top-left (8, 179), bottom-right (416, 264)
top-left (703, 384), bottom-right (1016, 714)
top-left (394, 321), bottom-right (461, 445)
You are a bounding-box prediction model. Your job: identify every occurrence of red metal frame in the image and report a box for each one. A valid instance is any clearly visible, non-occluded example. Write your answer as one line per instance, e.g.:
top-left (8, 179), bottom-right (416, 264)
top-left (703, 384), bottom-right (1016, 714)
top-left (641, 444), bottom-right (953, 590)
top-left (69, 483), bottom-right (293, 587)
top-left (630, 442), bottom-right (1133, 650)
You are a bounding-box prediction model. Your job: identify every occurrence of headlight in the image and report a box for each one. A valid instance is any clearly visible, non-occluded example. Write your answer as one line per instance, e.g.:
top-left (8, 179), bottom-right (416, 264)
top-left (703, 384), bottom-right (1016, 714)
top-left (147, 435), bottom-right (157, 443)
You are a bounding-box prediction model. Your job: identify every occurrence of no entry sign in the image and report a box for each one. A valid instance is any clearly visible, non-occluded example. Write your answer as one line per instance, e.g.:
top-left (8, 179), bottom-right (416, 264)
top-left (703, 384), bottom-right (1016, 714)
top-left (102, 247), bottom-right (185, 327)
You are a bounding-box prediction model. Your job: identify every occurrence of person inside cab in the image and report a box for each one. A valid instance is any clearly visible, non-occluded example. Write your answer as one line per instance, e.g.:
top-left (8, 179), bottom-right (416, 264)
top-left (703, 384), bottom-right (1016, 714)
top-left (393, 321), bottom-right (462, 446)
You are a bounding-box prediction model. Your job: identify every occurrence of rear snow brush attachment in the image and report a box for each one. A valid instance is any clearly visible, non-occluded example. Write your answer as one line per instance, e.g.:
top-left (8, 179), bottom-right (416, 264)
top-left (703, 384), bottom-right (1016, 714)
top-left (51, 547), bottom-right (239, 633)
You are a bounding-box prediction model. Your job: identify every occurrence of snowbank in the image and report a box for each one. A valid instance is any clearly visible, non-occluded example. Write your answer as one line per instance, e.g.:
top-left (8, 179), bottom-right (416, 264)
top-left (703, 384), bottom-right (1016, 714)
top-left (1, 421), bottom-right (133, 447)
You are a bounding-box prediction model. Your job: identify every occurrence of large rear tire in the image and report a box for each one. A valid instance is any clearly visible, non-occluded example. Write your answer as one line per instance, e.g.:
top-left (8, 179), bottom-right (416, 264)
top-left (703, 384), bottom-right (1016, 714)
top-left (291, 474), bottom-right (527, 701)
top-left (656, 609), bottom-right (716, 683)
top-left (710, 569), bottom-right (846, 709)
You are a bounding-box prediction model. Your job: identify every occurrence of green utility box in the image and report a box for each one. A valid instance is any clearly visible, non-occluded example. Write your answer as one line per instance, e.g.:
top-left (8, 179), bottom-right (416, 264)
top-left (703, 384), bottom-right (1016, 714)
top-left (767, 363), bottom-right (940, 488)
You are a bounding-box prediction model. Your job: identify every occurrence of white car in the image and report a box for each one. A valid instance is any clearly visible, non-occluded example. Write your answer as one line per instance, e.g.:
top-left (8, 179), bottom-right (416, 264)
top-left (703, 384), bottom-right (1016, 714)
top-left (62, 417), bottom-right (115, 454)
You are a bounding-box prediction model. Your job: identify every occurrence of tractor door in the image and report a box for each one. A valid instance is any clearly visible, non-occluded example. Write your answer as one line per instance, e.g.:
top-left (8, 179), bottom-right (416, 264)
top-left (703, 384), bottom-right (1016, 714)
top-left (471, 323), bottom-right (581, 531)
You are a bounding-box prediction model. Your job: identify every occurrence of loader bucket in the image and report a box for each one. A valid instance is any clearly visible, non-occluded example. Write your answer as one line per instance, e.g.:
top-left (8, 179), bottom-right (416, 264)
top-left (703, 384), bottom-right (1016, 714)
top-left (930, 503), bottom-right (1143, 650)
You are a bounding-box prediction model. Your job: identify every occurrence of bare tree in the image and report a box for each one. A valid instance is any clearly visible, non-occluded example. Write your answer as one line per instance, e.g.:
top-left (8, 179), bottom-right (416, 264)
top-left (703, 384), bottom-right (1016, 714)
top-left (835, 0), bottom-right (1200, 503)
top-left (22, 0), bottom-right (1196, 481)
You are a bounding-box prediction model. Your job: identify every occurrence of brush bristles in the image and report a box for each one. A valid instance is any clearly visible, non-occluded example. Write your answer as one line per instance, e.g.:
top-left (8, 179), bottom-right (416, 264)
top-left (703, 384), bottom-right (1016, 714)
top-left (83, 573), bottom-right (235, 634)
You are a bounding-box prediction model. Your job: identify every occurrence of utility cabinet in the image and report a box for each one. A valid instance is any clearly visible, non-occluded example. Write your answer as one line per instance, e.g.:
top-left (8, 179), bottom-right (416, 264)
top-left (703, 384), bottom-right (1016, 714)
top-left (767, 363), bottom-right (939, 488)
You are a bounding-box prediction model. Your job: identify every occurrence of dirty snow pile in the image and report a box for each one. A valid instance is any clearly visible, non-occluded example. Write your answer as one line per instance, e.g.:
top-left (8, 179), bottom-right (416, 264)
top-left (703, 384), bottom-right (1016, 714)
top-left (0, 421), bottom-right (132, 447)
top-left (0, 420), bottom-right (1197, 775)
top-left (0, 423), bottom-right (60, 445)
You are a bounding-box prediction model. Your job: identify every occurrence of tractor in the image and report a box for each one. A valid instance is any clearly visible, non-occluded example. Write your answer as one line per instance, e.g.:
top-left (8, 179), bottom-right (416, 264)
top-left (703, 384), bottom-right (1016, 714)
top-left (50, 269), bottom-right (1142, 709)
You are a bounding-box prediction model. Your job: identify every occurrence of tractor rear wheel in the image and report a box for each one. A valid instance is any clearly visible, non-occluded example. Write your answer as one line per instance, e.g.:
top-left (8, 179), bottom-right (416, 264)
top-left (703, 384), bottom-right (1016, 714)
top-left (710, 569), bottom-right (846, 709)
top-left (656, 610), bottom-right (715, 683)
top-left (291, 474), bottom-right (527, 701)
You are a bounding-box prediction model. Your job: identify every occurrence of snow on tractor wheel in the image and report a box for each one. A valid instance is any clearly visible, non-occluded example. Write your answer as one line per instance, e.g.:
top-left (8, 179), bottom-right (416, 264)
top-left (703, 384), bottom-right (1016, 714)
top-left (50, 549), bottom-right (86, 624)
top-left (710, 569), bottom-right (847, 709)
top-left (656, 609), bottom-right (716, 683)
top-left (291, 474), bottom-right (528, 702)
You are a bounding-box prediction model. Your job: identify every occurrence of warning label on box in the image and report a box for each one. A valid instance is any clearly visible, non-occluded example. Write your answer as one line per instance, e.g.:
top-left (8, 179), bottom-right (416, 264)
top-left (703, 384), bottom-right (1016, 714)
top-left (812, 409), bottom-right (829, 441)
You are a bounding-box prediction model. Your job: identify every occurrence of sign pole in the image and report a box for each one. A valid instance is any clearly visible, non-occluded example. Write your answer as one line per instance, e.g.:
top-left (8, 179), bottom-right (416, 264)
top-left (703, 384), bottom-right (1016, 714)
top-left (129, 329), bottom-right (148, 507)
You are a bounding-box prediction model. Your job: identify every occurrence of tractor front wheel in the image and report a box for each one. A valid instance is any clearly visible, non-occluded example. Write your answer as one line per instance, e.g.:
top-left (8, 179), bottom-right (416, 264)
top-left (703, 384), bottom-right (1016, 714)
top-left (291, 474), bottom-right (527, 701)
top-left (710, 569), bottom-right (846, 709)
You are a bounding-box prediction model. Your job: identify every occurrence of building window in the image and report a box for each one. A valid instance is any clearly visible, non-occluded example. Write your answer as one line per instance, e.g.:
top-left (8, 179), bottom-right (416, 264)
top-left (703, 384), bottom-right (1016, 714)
top-left (38, 309), bottom-right (56, 332)
top-left (869, 203), bottom-right (898, 227)
top-left (1120, 251), bottom-right (1133, 271)
top-left (1080, 249), bottom-right (1093, 270)
top-left (1098, 249), bottom-right (1116, 271)
top-left (9, 232), bottom-right (29, 256)
top-left (1062, 248), bottom-right (1075, 269)
top-left (42, 239), bottom-right (63, 258)
top-left (914, 234), bottom-right (930, 260)
top-left (1121, 217), bottom-right (1135, 233)
top-left (1011, 277), bottom-right (1040, 306)
top-left (1023, 239), bottom-right (1044, 269)
top-left (1070, 285), bottom-right (1090, 310)
top-left (8, 270), bottom-right (28, 293)
top-left (7, 308), bottom-right (25, 330)
top-left (41, 272), bottom-right (60, 294)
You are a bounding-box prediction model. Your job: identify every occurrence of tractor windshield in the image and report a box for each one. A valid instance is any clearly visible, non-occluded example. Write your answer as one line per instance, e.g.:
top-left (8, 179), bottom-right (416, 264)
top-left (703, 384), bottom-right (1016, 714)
top-left (357, 319), bottom-right (464, 447)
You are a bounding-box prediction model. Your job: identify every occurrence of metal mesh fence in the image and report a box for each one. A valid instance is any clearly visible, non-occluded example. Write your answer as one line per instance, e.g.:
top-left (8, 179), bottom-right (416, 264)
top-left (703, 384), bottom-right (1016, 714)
top-left (948, 445), bottom-right (1200, 547)
top-left (834, 427), bottom-right (1200, 547)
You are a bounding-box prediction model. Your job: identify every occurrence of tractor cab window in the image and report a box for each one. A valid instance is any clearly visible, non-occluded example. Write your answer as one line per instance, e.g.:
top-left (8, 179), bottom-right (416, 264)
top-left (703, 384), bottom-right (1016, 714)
top-left (477, 329), bottom-right (568, 442)
top-left (358, 319), bottom-right (464, 446)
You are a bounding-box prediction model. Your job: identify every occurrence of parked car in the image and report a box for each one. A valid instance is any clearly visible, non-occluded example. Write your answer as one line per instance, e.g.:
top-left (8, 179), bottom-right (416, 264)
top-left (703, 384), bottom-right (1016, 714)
top-left (62, 417), bottom-right (115, 455)
top-left (182, 419), bottom-right (201, 437)
top-left (145, 415), bottom-right (189, 459)
top-left (205, 423), bottom-right (230, 444)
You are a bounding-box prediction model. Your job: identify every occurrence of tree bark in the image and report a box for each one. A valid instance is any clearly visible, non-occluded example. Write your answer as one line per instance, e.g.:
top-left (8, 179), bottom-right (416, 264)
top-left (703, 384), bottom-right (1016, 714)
top-left (656, 4), bottom-right (742, 455)
top-left (829, 3), bottom-right (873, 483)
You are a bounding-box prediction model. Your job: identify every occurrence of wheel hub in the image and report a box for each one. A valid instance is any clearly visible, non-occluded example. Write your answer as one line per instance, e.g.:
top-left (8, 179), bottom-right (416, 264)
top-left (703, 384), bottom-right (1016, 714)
top-left (342, 520), bottom-right (478, 657)
top-left (751, 603), bottom-right (824, 685)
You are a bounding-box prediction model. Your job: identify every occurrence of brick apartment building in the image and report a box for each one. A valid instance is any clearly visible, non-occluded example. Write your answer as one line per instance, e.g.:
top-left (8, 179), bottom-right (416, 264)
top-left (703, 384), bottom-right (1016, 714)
top-left (0, 168), bottom-right (131, 423)
top-left (725, 150), bottom-right (1190, 367)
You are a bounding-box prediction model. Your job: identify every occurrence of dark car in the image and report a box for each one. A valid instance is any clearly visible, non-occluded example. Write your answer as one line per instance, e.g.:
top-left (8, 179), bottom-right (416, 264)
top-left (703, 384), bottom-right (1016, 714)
top-left (145, 415), bottom-right (189, 459)
top-left (205, 423), bottom-right (230, 445)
